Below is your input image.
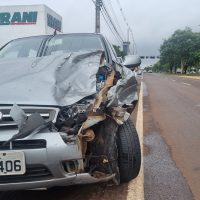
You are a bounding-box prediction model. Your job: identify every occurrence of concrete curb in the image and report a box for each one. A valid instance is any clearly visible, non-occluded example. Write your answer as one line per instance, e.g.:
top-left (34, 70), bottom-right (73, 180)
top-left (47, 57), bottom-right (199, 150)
top-left (127, 82), bottom-right (144, 200)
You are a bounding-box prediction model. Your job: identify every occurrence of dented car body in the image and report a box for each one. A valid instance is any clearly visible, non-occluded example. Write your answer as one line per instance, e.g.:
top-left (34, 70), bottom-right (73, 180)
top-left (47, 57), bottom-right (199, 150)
top-left (0, 33), bottom-right (140, 191)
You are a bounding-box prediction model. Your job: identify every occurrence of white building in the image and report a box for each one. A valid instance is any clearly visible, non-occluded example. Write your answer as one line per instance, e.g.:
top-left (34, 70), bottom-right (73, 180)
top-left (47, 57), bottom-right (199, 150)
top-left (0, 5), bottom-right (62, 47)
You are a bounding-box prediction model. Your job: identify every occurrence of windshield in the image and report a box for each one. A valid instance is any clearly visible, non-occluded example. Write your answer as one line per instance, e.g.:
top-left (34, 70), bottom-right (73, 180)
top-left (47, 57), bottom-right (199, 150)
top-left (45, 35), bottom-right (104, 56)
top-left (0, 36), bottom-right (46, 59)
top-left (0, 35), bottom-right (104, 59)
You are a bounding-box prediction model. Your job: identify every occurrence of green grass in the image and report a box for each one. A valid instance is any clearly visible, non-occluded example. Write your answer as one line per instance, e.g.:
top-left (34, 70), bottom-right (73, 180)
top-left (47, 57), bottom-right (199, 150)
top-left (183, 74), bottom-right (200, 77)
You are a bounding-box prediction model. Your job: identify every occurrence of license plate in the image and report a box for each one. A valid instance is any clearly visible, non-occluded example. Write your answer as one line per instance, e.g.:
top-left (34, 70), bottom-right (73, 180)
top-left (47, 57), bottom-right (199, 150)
top-left (0, 151), bottom-right (26, 176)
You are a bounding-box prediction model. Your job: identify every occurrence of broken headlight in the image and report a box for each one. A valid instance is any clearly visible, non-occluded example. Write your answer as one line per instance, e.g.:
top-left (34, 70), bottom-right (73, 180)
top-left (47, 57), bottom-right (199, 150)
top-left (56, 99), bottom-right (93, 135)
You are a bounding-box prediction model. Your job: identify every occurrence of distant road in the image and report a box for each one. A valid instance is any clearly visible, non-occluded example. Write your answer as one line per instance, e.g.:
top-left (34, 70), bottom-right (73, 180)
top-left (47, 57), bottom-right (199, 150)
top-left (143, 73), bottom-right (200, 199)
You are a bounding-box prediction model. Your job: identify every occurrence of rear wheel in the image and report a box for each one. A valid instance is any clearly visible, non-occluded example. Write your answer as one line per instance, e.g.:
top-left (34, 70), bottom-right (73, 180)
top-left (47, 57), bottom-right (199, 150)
top-left (117, 118), bottom-right (141, 182)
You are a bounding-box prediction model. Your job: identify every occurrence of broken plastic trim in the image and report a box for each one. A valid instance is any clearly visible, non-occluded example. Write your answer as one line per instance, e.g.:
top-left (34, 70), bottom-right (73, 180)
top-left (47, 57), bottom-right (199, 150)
top-left (4, 105), bottom-right (54, 145)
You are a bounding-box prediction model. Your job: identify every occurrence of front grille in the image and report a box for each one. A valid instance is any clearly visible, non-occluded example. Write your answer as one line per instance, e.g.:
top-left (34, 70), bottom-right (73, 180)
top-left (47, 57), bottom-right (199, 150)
top-left (0, 139), bottom-right (46, 150)
top-left (0, 106), bottom-right (59, 129)
top-left (0, 165), bottom-right (53, 184)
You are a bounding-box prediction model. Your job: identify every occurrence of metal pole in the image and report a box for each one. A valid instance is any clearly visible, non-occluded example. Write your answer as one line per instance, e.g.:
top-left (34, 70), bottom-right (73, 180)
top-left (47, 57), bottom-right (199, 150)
top-left (127, 27), bottom-right (130, 42)
top-left (130, 29), bottom-right (135, 54)
top-left (124, 28), bottom-right (130, 55)
top-left (95, 0), bottom-right (102, 33)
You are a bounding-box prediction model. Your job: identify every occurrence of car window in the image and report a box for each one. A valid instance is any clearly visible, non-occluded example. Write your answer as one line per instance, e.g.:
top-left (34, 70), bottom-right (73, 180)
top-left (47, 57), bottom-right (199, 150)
top-left (45, 35), bottom-right (104, 55)
top-left (0, 37), bottom-right (45, 59)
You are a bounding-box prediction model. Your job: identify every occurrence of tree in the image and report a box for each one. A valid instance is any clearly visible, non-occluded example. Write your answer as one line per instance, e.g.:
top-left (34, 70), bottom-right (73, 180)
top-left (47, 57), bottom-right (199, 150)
top-left (160, 39), bottom-right (178, 73)
top-left (153, 61), bottom-right (170, 73)
top-left (113, 45), bottom-right (125, 58)
top-left (159, 28), bottom-right (200, 73)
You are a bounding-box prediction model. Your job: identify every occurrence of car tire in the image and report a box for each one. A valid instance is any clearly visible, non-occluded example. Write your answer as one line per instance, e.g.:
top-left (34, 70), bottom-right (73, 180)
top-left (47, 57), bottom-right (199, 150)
top-left (117, 118), bottom-right (141, 182)
top-left (89, 118), bottom-right (120, 185)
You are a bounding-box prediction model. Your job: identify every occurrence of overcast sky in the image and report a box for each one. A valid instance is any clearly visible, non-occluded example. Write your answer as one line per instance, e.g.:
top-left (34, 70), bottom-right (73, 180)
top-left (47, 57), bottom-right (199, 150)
top-left (0, 0), bottom-right (199, 56)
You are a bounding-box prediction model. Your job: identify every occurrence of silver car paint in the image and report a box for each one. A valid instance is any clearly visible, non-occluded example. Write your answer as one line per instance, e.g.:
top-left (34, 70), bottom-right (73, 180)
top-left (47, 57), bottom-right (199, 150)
top-left (0, 49), bottom-right (137, 190)
top-left (0, 50), bottom-right (137, 107)
top-left (0, 130), bottom-right (114, 191)
top-left (0, 50), bottom-right (102, 106)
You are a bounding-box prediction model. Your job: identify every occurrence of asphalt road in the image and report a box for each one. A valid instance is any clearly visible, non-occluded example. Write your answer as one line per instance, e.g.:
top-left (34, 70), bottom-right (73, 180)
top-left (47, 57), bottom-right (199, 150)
top-left (143, 73), bottom-right (200, 200)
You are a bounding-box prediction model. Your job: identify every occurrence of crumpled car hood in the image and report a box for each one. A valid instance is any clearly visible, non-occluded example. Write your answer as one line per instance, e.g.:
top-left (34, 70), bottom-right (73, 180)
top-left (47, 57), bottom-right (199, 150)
top-left (0, 50), bottom-right (103, 106)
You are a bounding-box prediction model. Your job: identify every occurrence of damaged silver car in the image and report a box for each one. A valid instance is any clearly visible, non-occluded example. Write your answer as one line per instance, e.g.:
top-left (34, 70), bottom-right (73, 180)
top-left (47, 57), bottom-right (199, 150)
top-left (0, 33), bottom-right (141, 191)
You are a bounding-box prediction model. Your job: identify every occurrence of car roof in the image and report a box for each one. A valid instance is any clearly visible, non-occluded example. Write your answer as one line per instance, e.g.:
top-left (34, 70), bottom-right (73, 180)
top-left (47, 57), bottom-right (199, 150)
top-left (12, 33), bottom-right (104, 41)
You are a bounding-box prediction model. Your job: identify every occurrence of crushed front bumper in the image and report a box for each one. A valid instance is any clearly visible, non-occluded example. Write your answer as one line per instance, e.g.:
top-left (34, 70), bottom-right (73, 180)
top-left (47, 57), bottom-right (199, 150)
top-left (0, 131), bottom-right (114, 191)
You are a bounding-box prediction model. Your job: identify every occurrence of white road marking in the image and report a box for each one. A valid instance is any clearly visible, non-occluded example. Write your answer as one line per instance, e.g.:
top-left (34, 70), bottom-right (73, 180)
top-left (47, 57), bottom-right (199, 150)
top-left (195, 104), bottom-right (200, 107)
top-left (172, 79), bottom-right (176, 82)
top-left (182, 82), bottom-right (191, 86)
top-left (127, 82), bottom-right (144, 200)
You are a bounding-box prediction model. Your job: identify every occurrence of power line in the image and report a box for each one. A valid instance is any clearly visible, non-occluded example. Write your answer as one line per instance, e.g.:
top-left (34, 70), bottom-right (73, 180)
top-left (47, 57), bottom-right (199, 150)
top-left (130, 29), bottom-right (137, 54)
top-left (101, 1), bottom-right (124, 42)
top-left (92, 0), bottom-right (137, 55)
top-left (91, 0), bottom-right (124, 45)
top-left (115, 0), bottom-right (137, 54)
top-left (101, 11), bottom-right (122, 45)
top-left (116, 0), bottom-right (129, 28)
top-left (105, 0), bottom-right (126, 40)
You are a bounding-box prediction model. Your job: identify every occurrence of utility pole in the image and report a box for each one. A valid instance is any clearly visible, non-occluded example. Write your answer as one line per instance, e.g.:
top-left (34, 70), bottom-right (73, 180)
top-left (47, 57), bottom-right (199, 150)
top-left (123, 28), bottom-right (131, 55)
top-left (127, 27), bottom-right (130, 42)
top-left (95, 0), bottom-right (102, 33)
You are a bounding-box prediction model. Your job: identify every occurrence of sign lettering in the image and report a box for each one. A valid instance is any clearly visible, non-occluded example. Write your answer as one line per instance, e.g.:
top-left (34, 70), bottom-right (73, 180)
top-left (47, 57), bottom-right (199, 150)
top-left (0, 12), bottom-right (38, 25)
top-left (47, 14), bottom-right (61, 32)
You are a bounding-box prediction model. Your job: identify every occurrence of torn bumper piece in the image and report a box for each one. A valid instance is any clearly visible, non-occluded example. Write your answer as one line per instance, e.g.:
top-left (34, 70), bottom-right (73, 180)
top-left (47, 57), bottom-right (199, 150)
top-left (0, 173), bottom-right (115, 191)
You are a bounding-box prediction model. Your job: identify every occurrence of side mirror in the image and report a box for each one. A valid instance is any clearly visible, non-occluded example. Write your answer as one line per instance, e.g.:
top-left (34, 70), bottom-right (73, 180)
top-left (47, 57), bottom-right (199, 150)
top-left (123, 55), bottom-right (141, 70)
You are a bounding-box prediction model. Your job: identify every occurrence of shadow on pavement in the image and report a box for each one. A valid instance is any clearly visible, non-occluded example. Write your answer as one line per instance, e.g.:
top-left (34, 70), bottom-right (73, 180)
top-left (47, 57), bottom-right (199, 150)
top-left (0, 183), bottom-right (130, 200)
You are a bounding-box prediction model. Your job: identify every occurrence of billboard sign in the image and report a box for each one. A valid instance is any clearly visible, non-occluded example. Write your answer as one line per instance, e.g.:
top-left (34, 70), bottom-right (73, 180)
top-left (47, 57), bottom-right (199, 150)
top-left (47, 13), bottom-right (61, 31)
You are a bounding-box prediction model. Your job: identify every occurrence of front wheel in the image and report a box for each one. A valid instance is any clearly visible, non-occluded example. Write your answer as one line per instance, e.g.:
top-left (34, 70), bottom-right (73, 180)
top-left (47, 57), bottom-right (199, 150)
top-left (117, 118), bottom-right (141, 182)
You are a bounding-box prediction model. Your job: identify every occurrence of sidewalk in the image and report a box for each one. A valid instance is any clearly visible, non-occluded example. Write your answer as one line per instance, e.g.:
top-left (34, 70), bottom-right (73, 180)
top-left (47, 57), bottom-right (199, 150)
top-left (178, 75), bottom-right (200, 80)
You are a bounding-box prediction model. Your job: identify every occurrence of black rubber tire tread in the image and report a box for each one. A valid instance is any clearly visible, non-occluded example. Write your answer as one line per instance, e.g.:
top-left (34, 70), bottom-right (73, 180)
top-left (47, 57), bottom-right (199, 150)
top-left (89, 118), bottom-right (120, 184)
top-left (117, 118), bottom-right (141, 182)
